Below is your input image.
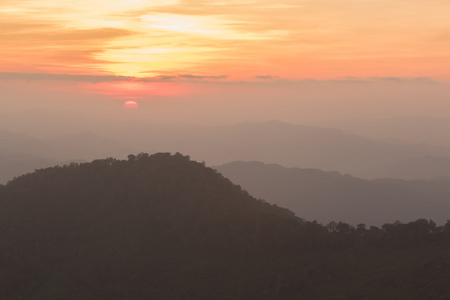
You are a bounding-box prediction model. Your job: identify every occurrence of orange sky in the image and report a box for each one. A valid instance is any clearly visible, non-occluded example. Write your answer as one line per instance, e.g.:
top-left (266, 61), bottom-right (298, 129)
top-left (2, 0), bottom-right (450, 81)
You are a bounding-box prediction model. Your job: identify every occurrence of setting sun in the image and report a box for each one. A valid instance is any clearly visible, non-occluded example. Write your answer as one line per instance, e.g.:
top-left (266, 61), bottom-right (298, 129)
top-left (123, 100), bottom-right (138, 108)
top-left (2, 2), bottom-right (450, 298)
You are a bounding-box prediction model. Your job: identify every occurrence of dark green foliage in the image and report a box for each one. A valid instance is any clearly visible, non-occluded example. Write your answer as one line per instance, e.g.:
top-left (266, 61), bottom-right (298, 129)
top-left (0, 153), bottom-right (450, 299)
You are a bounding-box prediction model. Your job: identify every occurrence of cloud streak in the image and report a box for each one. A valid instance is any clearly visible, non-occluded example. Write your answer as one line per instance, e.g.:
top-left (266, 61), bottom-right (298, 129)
top-left (178, 74), bottom-right (228, 80)
top-left (256, 75), bottom-right (279, 80)
top-left (0, 72), bottom-right (228, 83)
top-left (1, 72), bottom-right (441, 87)
top-left (0, 72), bottom-right (132, 83)
top-left (2, 0), bottom-right (450, 79)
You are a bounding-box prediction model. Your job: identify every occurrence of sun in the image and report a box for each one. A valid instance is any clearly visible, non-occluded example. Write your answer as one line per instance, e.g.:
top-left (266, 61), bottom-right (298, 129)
top-left (124, 100), bottom-right (138, 108)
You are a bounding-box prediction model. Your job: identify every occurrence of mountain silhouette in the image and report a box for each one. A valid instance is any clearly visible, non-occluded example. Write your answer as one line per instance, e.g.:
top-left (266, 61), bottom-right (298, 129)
top-left (0, 130), bottom-right (137, 183)
top-left (1, 153), bottom-right (450, 299)
top-left (0, 153), bottom-right (302, 299)
top-left (113, 120), bottom-right (450, 179)
top-left (215, 161), bottom-right (450, 225)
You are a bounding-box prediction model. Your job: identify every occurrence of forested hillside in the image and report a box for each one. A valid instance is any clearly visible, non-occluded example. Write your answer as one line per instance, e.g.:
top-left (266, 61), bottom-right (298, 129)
top-left (1, 153), bottom-right (450, 299)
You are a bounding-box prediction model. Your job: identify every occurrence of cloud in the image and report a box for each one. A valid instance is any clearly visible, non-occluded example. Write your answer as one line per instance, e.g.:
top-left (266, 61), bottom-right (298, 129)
top-left (138, 75), bottom-right (178, 82)
top-left (3, 1), bottom-right (449, 80)
top-left (0, 72), bottom-right (441, 87)
top-left (256, 75), bottom-right (279, 80)
top-left (0, 72), bottom-right (229, 83)
top-left (370, 77), bottom-right (439, 83)
top-left (178, 74), bottom-right (229, 80)
top-left (0, 72), bottom-right (132, 83)
top-left (0, 19), bottom-right (138, 74)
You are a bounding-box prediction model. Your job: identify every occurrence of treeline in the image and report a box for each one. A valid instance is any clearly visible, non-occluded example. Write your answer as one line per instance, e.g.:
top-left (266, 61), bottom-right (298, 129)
top-left (1, 152), bottom-right (449, 252)
top-left (1, 153), bottom-right (450, 299)
top-left (296, 218), bottom-right (450, 251)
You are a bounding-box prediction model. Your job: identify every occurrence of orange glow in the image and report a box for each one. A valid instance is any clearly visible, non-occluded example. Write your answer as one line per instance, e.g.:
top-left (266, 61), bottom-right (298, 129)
top-left (83, 81), bottom-right (185, 99)
top-left (1, 0), bottom-right (449, 81)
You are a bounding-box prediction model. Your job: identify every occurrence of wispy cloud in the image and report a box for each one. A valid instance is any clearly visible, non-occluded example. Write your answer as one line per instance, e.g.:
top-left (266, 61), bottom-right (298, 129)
top-left (256, 75), bottom-right (279, 80)
top-left (1, 72), bottom-right (440, 87)
top-left (3, 0), bottom-right (450, 79)
top-left (0, 72), bottom-right (228, 83)
top-left (132, 0), bottom-right (450, 79)
top-left (0, 72), bottom-right (132, 83)
top-left (138, 75), bottom-right (178, 82)
top-left (370, 77), bottom-right (439, 83)
top-left (178, 74), bottom-right (228, 80)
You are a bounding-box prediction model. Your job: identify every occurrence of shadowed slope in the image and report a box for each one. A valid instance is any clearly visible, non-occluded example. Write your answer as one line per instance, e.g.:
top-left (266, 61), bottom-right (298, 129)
top-left (0, 153), bottom-right (300, 299)
top-left (1, 153), bottom-right (450, 299)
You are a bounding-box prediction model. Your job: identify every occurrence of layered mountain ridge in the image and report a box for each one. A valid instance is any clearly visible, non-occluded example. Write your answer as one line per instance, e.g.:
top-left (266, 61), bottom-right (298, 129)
top-left (1, 153), bottom-right (450, 299)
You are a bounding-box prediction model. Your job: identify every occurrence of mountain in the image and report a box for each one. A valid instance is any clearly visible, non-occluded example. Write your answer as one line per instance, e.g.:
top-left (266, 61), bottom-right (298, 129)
top-left (0, 130), bottom-right (55, 157)
top-left (0, 109), bottom-right (109, 139)
top-left (110, 121), bottom-right (450, 179)
top-left (215, 161), bottom-right (450, 226)
top-left (367, 156), bottom-right (450, 180)
top-left (324, 115), bottom-right (450, 148)
top-left (47, 132), bottom-right (138, 160)
top-left (0, 131), bottom-right (60, 183)
top-left (4, 111), bottom-right (450, 180)
top-left (0, 153), bottom-right (300, 299)
top-left (0, 130), bottom-right (135, 161)
top-left (0, 153), bottom-right (59, 184)
top-left (1, 153), bottom-right (450, 299)
top-left (0, 130), bottom-right (137, 183)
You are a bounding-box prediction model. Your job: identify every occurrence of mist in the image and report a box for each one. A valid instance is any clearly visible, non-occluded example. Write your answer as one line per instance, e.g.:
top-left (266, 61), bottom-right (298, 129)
top-left (4, 0), bottom-right (450, 296)
top-left (3, 76), bottom-right (450, 223)
top-left (2, 77), bottom-right (450, 130)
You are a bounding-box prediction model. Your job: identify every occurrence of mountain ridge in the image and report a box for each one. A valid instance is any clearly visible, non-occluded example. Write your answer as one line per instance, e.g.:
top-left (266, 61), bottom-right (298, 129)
top-left (215, 160), bottom-right (450, 225)
top-left (1, 153), bottom-right (450, 299)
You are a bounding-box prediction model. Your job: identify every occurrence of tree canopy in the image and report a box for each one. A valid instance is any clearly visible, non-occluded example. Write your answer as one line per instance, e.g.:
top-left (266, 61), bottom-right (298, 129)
top-left (1, 153), bottom-right (449, 299)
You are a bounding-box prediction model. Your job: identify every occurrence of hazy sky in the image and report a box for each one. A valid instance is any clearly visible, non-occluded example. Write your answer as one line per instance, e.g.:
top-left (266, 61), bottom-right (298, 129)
top-left (1, 0), bottom-right (450, 125)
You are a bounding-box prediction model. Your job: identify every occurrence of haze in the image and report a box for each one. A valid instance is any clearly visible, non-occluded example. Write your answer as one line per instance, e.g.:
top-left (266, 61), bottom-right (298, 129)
top-left (4, 3), bottom-right (450, 297)
top-left (2, 0), bottom-right (450, 225)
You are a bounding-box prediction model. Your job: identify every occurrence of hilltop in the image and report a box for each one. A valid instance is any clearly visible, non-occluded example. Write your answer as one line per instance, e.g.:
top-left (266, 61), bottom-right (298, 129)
top-left (1, 153), bottom-right (450, 299)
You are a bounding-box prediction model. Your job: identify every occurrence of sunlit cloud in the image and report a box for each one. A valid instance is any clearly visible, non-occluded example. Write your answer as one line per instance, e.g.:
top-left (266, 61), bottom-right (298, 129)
top-left (256, 75), bottom-right (279, 80)
top-left (178, 74), bottom-right (228, 80)
top-left (0, 72), bottom-right (131, 82)
top-left (2, 0), bottom-right (450, 79)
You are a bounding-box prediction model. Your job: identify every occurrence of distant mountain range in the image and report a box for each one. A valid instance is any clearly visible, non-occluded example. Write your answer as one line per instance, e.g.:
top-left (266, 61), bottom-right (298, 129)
top-left (0, 109), bottom-right (101, 138)
top-left (3, 109), bottom-right (450, 181)
top-left (0, 130), bottom-right (136, 183)
top-left (0, 153), bottom-right (58, 184)
top-left (215, 161), bottom-right (450, 226)
top-left (119, 120), bottom-right (450, 180)
top-left (325, 115), bottom-right (450, 148)
top-left (368, 156), bottom-right (450, 180)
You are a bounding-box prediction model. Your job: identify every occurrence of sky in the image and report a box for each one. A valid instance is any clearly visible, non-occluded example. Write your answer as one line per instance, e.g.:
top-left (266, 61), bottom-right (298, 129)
top-left (1, 0), bottom-right (450, 125)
